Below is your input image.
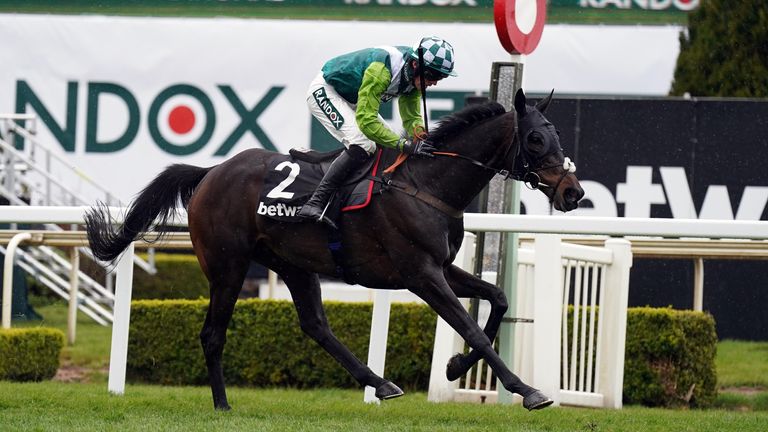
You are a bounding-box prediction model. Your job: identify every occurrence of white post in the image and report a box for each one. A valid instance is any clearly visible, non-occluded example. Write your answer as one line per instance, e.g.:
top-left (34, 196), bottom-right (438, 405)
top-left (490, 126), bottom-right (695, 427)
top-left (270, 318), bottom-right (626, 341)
top-left (108, 243), bottom-right (135, 395)
top-left (532, 234), bottom-right (563, 406)
top-left (67, 247), bottom-right (80, 345)
top-left (364, 289), bottom-right (392, 404)
top-left (693, 258), bottom-right (704, 312)
top-left (427, 232), bottom-right (476, 402)
top-left (267, 270), bottom-right (277, 299)
top-left (599, 239), bottom-right (632, 409)
top-left (427, 312), bottom-right (467, 402)
top-left (2, 232), bottom-right (31, 329)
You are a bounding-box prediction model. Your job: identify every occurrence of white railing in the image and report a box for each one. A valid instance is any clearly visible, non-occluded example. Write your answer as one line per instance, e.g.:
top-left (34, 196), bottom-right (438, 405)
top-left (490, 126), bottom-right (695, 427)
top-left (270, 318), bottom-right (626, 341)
top-left (426, 235), bottom-right (632, 409)
top-left (452, 269), bottom-right (499, 404)
top-left (521, 236), bottom-right (631, 408)
top-left (3, 244), bottom-right (113, 326)
top-left (0, 117), bottom-right (155, 321)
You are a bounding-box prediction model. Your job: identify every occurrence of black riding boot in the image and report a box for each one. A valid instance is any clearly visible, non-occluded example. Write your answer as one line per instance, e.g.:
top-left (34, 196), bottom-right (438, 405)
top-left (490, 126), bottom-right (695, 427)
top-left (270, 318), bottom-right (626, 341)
top-left (298, 145), bottom-right (370, 229)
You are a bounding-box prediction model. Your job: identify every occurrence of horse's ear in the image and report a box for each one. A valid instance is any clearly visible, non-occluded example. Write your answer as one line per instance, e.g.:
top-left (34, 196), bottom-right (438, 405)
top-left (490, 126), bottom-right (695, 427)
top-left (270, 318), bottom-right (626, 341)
top-left (535, 89), bottom-right (555, 113)
top-left (514, 88), bottom-right (527, 117)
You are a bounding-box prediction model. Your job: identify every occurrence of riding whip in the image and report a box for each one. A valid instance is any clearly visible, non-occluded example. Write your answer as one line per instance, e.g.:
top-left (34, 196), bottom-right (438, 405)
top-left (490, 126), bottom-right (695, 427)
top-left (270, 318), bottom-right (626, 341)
top-left (417, 47), bottom-right (429, 134)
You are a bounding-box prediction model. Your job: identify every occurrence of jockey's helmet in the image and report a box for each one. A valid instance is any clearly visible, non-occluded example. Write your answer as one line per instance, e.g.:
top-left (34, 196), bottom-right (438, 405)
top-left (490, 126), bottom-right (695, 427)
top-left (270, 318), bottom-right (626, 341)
top-left (410, 36), bottom-right (457, 79)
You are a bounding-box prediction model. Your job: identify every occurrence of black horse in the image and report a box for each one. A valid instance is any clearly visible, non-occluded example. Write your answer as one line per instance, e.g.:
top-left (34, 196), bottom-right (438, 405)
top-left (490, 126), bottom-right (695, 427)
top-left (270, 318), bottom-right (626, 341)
top-left (85, 89), bottom-right (584, 411)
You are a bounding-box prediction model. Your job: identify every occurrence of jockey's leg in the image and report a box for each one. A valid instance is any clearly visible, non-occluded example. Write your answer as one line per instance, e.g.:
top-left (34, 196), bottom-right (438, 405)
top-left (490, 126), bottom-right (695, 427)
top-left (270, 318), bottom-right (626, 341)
top-left (297, 145), bottom-right (370, 229)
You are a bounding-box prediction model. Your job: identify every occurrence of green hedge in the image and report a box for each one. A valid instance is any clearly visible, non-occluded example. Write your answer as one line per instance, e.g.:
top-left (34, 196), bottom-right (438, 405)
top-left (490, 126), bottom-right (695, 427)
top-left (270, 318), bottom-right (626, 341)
top-left (128, 299), bottom-right (436, 390)
top-left (132, 253), bottom-right (209, 300)
top-left (32, 253), bottom-right (209, 302)
top-left (624, 307), bottom-right (717, 408)
top-left (0, 327), bottom-right (64, 381)
top-left (128, 300), bottom-right (717, 407)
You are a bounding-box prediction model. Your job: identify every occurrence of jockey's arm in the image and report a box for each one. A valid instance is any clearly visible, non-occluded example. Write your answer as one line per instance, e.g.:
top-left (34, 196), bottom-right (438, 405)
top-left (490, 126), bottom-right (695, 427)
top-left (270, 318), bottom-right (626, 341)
top-left (398, 90), bottom-right (425, 138)
top-left (355, 63), bottom-right (402, 150)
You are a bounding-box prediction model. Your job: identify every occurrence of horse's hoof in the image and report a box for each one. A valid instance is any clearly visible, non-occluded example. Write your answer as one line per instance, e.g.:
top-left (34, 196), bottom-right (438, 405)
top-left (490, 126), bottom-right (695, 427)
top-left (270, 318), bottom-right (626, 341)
top-left (375, 381), bottom-right (404, 400)
top-left (523, 390), bottom-right (554, 411)
top-left (445, 353), bottom-right (465, 382)
top-left (215, 404), bottom-right (232, 412)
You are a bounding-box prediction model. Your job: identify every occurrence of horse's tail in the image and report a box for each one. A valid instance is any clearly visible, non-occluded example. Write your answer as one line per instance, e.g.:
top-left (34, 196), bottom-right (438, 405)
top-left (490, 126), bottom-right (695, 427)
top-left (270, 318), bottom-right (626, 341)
top-left (85, 164), bottom-right (212, 262)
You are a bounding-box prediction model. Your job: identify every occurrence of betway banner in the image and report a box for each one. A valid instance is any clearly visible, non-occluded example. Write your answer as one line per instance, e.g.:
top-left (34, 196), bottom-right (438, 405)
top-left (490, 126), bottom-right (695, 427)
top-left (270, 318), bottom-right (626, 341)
top-left (0, 14), bottom-right (680, 203)
top-left (537, 97), bottom-right (768, 340)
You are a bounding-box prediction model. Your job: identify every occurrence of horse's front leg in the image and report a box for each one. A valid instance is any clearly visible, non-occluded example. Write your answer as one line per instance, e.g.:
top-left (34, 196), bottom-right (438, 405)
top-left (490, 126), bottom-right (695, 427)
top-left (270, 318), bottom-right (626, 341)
top-left (409, 270), bottom-right (552, 410)
top-left (281, 269), bottom-right (403, 400)
top-left (443, 264), bottom-right (508, 381)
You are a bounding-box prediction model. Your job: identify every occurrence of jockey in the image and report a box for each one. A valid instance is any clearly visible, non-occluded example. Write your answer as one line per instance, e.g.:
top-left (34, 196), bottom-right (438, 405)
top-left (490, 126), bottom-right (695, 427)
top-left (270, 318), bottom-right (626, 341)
top-left (298, 36), bottom-right (457, 229)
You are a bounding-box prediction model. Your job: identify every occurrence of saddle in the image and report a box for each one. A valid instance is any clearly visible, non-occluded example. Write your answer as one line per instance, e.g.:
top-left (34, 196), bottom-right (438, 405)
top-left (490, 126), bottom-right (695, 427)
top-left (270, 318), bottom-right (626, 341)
top-left (258, 147), bottom-right (395, 224)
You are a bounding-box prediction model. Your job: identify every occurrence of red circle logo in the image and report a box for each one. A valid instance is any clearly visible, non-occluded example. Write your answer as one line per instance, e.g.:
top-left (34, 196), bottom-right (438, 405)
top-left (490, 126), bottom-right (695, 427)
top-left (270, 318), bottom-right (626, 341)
top-left (168, 105), bottom-right (196, 135)
top-left (494, 0), bottom-right (547, 55)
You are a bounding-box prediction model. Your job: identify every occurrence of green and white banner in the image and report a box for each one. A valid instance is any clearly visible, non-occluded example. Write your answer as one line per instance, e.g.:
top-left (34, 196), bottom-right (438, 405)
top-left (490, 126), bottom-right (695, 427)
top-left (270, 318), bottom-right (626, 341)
top-left (0, 14), bottom-right (680, 203)
top-left (0, 1), bottom-right (699, 24)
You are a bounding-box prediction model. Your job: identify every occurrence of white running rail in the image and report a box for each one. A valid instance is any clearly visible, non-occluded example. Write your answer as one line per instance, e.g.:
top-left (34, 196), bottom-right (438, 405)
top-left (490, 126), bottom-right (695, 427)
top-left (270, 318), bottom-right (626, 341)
top-left (427, 235), bottom-right (632, 409)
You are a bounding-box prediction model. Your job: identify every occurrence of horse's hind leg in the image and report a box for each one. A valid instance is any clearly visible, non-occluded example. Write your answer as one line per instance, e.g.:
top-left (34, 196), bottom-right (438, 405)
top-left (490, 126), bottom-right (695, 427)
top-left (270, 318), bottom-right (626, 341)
top-left (199, 254), bottom-right (250, 411)
top-left (279, 266), bottom-right (403, 400)
top-left (443, 264), bottom-right (508, 381)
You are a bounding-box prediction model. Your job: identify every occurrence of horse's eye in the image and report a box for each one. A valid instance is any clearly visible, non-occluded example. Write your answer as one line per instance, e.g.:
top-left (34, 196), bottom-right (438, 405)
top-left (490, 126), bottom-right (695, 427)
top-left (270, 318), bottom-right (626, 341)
top-left (530, 133), bottom-right (542, 143)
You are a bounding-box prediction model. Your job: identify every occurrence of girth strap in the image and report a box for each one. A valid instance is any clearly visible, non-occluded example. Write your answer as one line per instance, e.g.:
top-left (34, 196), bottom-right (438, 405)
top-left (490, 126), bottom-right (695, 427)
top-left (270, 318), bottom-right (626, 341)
top-left (328, 229), bottom-right (353, 284)
top-left (381, 178), bottom-right (463, 219)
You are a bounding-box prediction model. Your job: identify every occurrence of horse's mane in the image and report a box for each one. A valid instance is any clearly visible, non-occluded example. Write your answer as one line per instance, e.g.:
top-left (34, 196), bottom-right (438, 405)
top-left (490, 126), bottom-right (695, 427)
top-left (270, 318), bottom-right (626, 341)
top-left (427, 101), bottom-right (507, 146)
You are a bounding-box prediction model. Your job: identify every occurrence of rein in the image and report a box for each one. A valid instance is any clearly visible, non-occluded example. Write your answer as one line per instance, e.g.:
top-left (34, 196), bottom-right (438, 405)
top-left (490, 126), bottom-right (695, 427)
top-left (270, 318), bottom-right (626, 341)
top-left (432, 151), bottom-right (513, 180)
top-left (431, 149), bottom-right (576, 195)
top-left (380, 177), bottom-right (463, 218)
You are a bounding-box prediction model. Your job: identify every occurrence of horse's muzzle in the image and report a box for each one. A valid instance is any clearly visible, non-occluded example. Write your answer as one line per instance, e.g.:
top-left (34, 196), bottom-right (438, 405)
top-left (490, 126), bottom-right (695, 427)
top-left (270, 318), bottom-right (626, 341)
top-left (560, 184), bottom-right (585, 212)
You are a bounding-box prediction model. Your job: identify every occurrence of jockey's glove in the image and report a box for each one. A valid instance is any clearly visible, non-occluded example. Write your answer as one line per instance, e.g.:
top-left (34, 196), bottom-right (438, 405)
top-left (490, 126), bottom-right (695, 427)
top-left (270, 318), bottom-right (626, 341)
top-left (399, 138), bottom-right (436, 158)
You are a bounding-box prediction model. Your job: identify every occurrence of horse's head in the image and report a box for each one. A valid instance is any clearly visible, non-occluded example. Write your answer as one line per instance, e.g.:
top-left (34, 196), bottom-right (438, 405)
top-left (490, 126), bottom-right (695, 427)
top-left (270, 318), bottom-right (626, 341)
top-left (512, 89), bottom-right (584, 212)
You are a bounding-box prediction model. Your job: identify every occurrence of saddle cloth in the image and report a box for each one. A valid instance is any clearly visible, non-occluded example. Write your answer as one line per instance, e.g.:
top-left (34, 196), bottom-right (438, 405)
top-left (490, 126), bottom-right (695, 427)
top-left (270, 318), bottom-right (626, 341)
top-left (258, 148), bottom-right (388, 222)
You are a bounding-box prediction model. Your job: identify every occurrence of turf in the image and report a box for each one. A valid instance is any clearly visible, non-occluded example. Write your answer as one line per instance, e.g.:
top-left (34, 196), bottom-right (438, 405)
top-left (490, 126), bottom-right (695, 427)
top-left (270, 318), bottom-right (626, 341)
top-left (0, 383), bottom-right (767, 432)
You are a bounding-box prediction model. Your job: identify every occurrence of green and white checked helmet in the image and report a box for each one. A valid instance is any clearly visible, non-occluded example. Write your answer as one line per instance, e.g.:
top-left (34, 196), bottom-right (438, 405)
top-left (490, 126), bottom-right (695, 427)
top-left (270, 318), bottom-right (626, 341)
top-left (411, 36), bottom-right (457, 78)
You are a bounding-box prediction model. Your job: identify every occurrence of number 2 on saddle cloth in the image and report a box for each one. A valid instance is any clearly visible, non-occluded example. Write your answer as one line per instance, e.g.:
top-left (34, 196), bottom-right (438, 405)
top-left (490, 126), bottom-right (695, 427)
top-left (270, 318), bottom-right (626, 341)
top-left (258, 147), bottom-right (390, 224)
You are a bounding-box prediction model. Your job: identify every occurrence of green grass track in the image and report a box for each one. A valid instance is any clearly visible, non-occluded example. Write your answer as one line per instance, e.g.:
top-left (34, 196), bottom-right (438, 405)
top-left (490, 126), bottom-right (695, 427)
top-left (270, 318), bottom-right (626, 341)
top-left (0, 383), bottom-right (766, 432)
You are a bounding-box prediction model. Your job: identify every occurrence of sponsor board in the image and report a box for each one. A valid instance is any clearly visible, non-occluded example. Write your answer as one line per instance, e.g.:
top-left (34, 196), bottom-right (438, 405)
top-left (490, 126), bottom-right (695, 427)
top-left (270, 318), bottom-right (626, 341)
top-left (1, 15), bottom-right (681, 203)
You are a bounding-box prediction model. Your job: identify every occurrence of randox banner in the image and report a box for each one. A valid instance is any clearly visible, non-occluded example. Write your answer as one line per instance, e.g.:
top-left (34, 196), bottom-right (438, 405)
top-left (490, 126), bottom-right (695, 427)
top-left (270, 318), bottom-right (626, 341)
top-left (18, 0), bottom-right (697, 11)
top-left (0, 14), bottom-right (680, 203)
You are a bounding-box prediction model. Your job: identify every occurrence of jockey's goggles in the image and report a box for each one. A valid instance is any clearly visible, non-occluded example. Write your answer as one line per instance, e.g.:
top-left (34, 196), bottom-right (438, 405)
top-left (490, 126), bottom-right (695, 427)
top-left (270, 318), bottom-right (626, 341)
top-left (422, 67), bottom-right (449, 81)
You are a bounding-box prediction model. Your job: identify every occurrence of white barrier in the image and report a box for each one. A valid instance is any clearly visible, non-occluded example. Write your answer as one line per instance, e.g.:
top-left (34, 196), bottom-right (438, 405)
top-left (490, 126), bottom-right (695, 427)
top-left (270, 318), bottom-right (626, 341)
top-left (520, 236), bottom-right (631, 408)
top-left (463, 213), bottom-right (768, 239)
top-left (424, 235), bottom-right (632, 408)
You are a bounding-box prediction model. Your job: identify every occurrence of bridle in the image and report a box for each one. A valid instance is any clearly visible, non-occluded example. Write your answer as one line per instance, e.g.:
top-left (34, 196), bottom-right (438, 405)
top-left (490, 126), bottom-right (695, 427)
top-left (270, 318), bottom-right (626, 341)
top-left (512, 151), bottom-right (576, 192)
top-left (386, 102), bottom-right (577, 216)
top-left (430, 132), bottom-right (577, 193)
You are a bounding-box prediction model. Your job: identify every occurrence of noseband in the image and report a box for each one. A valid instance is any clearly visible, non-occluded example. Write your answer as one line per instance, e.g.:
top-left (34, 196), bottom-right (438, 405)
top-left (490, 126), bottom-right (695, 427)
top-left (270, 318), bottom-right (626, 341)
top-left (512, 155), bottom-right (576, 192)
